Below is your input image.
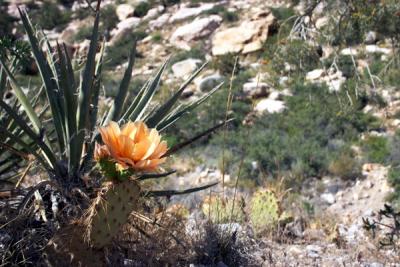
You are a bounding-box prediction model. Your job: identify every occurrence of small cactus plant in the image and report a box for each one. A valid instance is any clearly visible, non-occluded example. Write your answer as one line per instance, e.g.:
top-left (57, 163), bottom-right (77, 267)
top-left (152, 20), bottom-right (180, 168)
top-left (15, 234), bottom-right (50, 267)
top-left (85, 180), bottom-right (141, 248)
top-left (202, 195), bottom-right (245, 223)
top-left (249, 190), bottom-right (281, 235)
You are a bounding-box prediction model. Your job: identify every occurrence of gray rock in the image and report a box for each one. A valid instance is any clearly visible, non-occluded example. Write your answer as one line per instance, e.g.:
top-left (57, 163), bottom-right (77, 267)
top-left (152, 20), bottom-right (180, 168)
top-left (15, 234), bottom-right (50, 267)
top-left (169, 3), bottom-right (217, 23)
top-left (212, 11), bottom-right (276, 55)
top-left (243, 82), bottom-right (269, 98)
top-left (254, 99), bottom-right (286, 114)
top-left (149, 13), bottom-right (170, 30)
top-left (365, 31), bottom-right (378, 45)
top-left (171, 15), bottom-right (222, 49)
top-left (196, 74), bottom-right (224, 92)
top-left (321, 193), bottom-right (335, 204)
top-left (116, 4), bottom-right (134, 21)
top-left (306, 245), bottom-right (322, 258)
top-left (172, 58), bottom-right (203, 79)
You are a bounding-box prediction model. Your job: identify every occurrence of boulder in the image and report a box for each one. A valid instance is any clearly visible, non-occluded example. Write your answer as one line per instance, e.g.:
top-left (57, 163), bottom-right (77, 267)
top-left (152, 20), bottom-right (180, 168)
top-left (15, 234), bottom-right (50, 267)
top-left (255, 99), bottom-right (286, 114)
top-left (109, 17), bottom-right (141, 45)
top-left (149, 13), bottom-right (170, 30)
top-left (211, 11), bottom-right (276, 55)
top-left (171, 58), bottom-right (203, 79)
top-left (169, 3), bottom-right (216, 23)
top-left (171, 15), bottom-right (222, 49)
top-left (306, 69), bottom-right (325, 81)
top-left (243, 82), bottom-right (269, 98)
top-left (59, 18), bottom-right (94, 45)
top-left (306, 68), bottom-right (346, 92)
top-left (116, 4), bottom-right (135, 21)
top-left (143, 5), bottom-right (164, 20)
top-left (195, 74), bottom-right (224, 92)
top-left (364, 31), bottom-right (379, 45)
top-left (365, 45), bottom-right (391, 55)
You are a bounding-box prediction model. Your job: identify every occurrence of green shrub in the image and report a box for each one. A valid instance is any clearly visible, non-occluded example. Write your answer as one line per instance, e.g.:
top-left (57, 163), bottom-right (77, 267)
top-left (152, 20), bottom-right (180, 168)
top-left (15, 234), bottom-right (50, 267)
top-left (100, 5), bottom-right (119, 33)
top-left (105, 31), bottom-right (147, 68)
top-left (362, 135), bottom-right (390, 164)
top-left (323, 55), bottom-right (356, 79)
top-left (328, 147), bottom-right (360, 179)
top-left (169, 70), bottom-right (252, 143)
top-left (161, 0), bottom-right (181, 7)
top-left (325, 0), bottom-right (400, 46)
top-left (213, 83), bottom-right (378, 184)
top-left (170, 47), bottom-right (205, 65)
top-left (270, 6), bottom-right (295, 21)
top-left (133, 1), bottom-right (151, 17)
top-left (211, 53), bottom-right (240, 75)
top-left (270, 40), bottom-right (321, 74)
top-left (0, 7), bottom-right (15, 37)
top-left (152, 32), bottom-right (162, 42)
top-left (31, 2), bottom-right (71, 30)
top-left (222, 10), bottom-right (239, 23)
top-left (74, 25), bottom-right (93, 42)
top-left (387, 166), bottom-right (400, 207)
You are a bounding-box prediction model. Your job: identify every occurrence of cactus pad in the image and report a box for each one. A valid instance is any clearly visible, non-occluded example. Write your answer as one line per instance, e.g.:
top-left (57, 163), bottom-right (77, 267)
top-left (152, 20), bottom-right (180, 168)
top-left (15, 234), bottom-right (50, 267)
top-left (249, 190), bottom-right (280, 234)
top-left (85, 180), bottom-right (140, 248)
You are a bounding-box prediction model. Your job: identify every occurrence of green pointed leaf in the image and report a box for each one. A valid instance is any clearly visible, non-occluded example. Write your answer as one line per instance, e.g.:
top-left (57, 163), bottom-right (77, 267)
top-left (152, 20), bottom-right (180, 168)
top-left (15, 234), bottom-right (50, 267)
top-left (164, 118), bottom-right (234, 157)
top-left (105, 43), bottom-right (136, 124)
top-left (75, 9), bottom-right (100, 174)
top-left (157, 82), bottom-right (223, 131)
top-left (0, 100), bottom-right (58, 171)
top-left (137, 170), bottom-right (176, 181)
top-left (18, 8), bottom-right (66, 153)
top-left (128, 58), bottom-right (169, 122)
top-left (120, 80), bottom-right (149, 123)
top-left (142, 182), bottom-right (218, 197)
top-left (0, 57), bottom-right (42, 134)
top-left (145, 62), bottom-right (208, 128)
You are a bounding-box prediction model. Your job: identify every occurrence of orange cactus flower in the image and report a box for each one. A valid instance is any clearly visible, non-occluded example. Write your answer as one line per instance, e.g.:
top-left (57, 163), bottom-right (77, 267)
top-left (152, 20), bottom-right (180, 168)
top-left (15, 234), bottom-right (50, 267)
top-left (94, 121), bottom-right (168, 171)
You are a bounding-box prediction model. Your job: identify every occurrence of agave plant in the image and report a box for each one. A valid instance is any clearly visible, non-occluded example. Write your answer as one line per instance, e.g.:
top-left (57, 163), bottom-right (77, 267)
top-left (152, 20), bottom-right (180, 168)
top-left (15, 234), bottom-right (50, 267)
top-left (0, 1), bottom-right (226, 195)
top-left (0, 37), bottom-right (42, 184)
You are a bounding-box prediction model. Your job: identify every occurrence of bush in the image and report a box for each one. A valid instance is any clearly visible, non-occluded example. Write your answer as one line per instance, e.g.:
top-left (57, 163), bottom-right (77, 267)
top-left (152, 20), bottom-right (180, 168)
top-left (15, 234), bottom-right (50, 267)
top-left (222, 10), bottom-right (239, 22)
top-left (133, 1), bottom-right (151, 17)
top-left (170, 47), bottom-right (205, 65)
top-left (211, 53), bottom-right (240, 75)
top-left (213, 82), bottom-right (378, 184)
top-left (328, 147), bottom-right (360, 179)
top-left (105, 31), bottom-right (147, 68)
top-left (161, 0), bottom-right (180, 7)
top-left (270, 40), bottom-right (321, 75)
top-left (323, 55), bottom-right (356, 79)
top-left (387, 166), bottom-right (400, 206)
top-left (0, 6), bottom-right (15, 37)
top-left (100, 5), bottom-right (119, 34)
top-left (31, 2), bottom-right (71, 30)
top-left (325, 0), bottom-right (400, 46)
top-left (362, 135), bottom-right (390, 164)
top-left (169, 70), bottom-right (252, 143)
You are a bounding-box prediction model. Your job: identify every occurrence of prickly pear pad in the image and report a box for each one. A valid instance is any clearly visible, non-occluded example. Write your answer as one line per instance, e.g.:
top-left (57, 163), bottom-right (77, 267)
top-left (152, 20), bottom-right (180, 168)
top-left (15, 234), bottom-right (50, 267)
top-left (85, 180), bottom-right (140, 248)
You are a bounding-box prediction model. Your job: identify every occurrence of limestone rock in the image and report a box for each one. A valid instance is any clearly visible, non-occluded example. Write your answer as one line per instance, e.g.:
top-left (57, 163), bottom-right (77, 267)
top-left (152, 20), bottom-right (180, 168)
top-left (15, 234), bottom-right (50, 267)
top-left (171, 15), bottom-right (222, 49)
top-left (255, 99), bottom-right (286, 114)
top-left (195, 74), bottom-right (224, 92)
top-left (243, 82), bottom-right (269, 98)
top-left (116, 4), bottom-right (135, 21)
top-left (169, 3), bottom-right (217, 23)
top-left (172, 58), bottom-right (203, 79)
top-left (212, 11), bottom-right (276, 55)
